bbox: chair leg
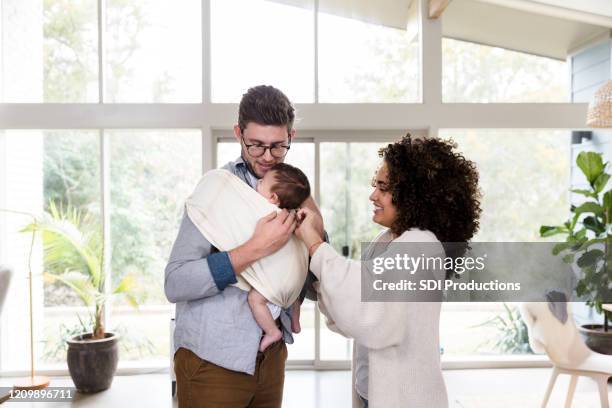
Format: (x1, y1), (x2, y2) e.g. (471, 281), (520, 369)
(564, 375), (578, 408)
(542, 367), (560, 408)
(595, 375), (609, 408)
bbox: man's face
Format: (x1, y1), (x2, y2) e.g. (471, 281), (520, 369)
(233, 122), (294, 178)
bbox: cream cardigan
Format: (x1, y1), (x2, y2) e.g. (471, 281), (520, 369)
(310, 229), (448, 408)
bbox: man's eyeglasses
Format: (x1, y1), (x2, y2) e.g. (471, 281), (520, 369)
(241, 133), (291, 159)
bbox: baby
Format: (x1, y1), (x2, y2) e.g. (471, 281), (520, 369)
(252, 162), (310, 351)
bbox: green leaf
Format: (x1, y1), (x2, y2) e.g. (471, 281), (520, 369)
(594, 173), (611, 193)
(577, 238), (606, 251)
(552, 242), (571, 255)
(113, 274), (136, 295)
(562, 253), (574, 264)
(575, 228), (587, 240)
(583, 216), (606, 235)
(575, 202), (604, 217)
(540, 225), (568, 237)
(576, 152), (605, 186)
(46, 270), (95, 306)
(577, 249), (604, 268)
(571, 188), (597, 198)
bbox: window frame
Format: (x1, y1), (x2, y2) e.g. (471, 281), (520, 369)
(0, 0), (589, 375)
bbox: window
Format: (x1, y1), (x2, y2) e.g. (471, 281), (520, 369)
(105, 0), (202, 102)
(319, 142), (385, 360)
(442, 38), (569, 103)
(0, 130), (101, 370)
(318, 2), (420, 103)
(438, 129), (570, 356)
(1, 0), (98, 102)
(108, 130), (201, 363)
(210, 0), (315, 103)
(0, 0), (588, 373)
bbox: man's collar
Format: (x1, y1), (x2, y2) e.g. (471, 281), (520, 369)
(234, 155), (259, 180)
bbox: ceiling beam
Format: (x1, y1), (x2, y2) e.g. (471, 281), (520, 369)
(429, 0), (452, 18)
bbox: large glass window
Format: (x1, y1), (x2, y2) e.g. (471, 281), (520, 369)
(0, 130), (101, 370)
(105, 0), (202, 102)
(1, 0), (98, 102)
(438, 130), (570, 356)
(319, 142), (385, 360)
(108, 130), (201, 363)
(442, 38), (569, 103)
(318, 2), (419, 103)
(210, 0), (314, 103)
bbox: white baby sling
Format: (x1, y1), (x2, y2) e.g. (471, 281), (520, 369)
(185, 169), (309, 308)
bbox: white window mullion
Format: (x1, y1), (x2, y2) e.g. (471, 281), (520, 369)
(202, 0), (211, 104)
(100, 130), (112, 333)
(98, 0), (105, 104)
(314, 0), (319, 104)
(420, 0), (442, 106)
(313, 139), (321, 367)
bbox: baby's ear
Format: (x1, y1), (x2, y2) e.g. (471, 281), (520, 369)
(269, 193), (280, 206)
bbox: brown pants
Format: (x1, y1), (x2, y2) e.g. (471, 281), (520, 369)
(174, 341), (288, 408)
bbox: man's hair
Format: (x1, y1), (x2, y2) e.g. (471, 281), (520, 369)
(269, 163), (310, 210)
(238, 85), (295, 133)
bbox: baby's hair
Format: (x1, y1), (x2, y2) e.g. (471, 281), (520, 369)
(269, 163), (310, 209)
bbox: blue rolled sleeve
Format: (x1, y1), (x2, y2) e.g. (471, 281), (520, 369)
(207, 251), (238, 290)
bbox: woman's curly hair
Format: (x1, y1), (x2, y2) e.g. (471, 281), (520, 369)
(379, 134), (482, 248)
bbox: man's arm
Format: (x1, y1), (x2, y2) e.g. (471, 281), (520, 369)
(165, 209), (298, 303)
(164, 212), (236, 303)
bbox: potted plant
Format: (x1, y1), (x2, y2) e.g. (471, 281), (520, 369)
(540, 151), (612, 354)
(23, 202), (140, 392)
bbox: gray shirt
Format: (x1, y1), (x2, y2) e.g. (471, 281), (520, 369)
(165, 156), (315, 375)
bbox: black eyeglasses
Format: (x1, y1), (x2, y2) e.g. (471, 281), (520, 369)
(241, 133), (291, 159)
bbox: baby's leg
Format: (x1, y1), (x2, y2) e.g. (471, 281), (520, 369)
(248, 289), (282, 352)
(290, 300), (301, 334)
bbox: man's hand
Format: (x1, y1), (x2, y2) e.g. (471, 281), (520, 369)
(229, 210), (298, 274)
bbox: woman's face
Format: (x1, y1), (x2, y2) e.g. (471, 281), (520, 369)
(369, 161), (398, 229)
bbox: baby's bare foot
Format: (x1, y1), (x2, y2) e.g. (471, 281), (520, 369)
(259, 330), (282, 352)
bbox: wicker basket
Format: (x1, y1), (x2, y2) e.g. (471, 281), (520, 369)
(587, 80), (612, 128)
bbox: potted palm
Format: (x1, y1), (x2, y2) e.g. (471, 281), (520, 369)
(540, 151), (612, 354)
(23, 202), (139, 392)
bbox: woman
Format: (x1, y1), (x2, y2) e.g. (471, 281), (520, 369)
(295, 135), (481, 408)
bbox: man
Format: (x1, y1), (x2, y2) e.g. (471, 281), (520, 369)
(165, 85), (322, 408)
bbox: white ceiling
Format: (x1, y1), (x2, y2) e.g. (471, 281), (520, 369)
(444, 0), (611, 59)
(270, 0), (612, 59)
(527, 0), (612, 18)
(272, 0), (414, 29)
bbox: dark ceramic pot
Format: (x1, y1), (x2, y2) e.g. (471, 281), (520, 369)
(67, 332), (119, 393)
(578, 325), (612, 355)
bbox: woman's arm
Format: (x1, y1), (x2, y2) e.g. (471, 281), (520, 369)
(309, 243), (407, 350)
(296, 208), (407, 349)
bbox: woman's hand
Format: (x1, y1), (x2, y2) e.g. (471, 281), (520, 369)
(295, 207), (325, 253)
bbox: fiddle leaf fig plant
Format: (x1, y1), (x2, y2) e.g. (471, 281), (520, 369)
(540, 151), (612, 332)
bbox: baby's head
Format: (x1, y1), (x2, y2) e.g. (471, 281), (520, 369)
(256, 163), (310, 209)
